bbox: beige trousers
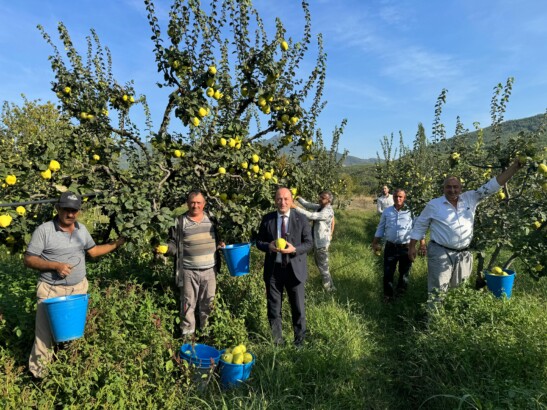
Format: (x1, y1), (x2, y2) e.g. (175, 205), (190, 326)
(29, 278), (89, 378)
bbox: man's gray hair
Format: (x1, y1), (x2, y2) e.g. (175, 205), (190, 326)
(320, 190), (333, 203)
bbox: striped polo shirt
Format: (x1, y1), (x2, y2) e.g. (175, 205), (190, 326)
(182, 214), (217, 269)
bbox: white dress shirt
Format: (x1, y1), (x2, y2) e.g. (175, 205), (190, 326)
(377, 194), (394, 214)
(374, 206), (414, 244)
(276, 210), (291, 263)
(410, 177), (501, 250)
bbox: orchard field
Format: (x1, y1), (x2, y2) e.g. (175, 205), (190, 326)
(1, 209), (547, 409)
(1, 0), (547, 408)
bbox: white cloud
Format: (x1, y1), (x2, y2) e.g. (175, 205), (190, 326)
(381, 46), (461, 84)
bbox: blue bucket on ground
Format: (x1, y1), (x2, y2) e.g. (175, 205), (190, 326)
(485, 269), (516, 298)
(180, 343), (220, 390)
(43, 294), (89, 343)
(222, 243), (251, 277)
(180, 343), (221, 367)
(218, 351), (255, 388)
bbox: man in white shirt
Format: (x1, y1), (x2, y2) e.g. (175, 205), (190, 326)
(377, 185), (394, 214)
(293, 191), (336, 291)
(408, 160), (523, 301)
(372, 189), (425, 301)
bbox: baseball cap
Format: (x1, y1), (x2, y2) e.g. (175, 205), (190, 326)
(58, 191), (82, 210)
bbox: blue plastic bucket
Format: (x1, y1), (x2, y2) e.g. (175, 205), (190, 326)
(222, 243), (251, 277)
(180, 343), (220, 390)
(179, 343), (220, 367)
(485, 269), (516, 298)
(43, 294), (89, 342)
(218, 351), (255, 388)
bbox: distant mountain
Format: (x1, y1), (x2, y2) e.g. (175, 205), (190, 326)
(260, 135), (375, 166)
(442, 113), (546, 147)
(341, 154), (376, 166)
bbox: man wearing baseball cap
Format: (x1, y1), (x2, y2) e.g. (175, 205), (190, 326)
(24, 191), (125, 379)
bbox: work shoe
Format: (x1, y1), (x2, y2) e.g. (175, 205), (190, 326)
(323, 282), (336, 292)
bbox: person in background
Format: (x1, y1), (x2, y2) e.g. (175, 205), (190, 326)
(377, 185), (394, 214)
(372, 189), (425, 302)
(24, 191), (125, 379)
(256, 187), (313, 348)
(408, 160), (523, 304)
(161, 190), (224, 340)
(293, 190), (336, 291)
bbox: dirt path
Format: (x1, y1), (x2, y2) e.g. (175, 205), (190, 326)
(346, 195), (376, 212)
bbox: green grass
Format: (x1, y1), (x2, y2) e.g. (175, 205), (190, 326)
(1, 209), (546, 409)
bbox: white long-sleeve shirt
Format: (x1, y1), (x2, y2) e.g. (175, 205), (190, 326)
(410, 177), (501, 250)
(377, 194), (394, 214)
(294, 197), (334, 248)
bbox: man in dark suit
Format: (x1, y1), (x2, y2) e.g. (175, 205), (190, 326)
(256, 187), (313, 347)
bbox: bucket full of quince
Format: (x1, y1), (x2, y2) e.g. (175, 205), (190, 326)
(484, 266), (516, 299)
(218, 343), (255, 387)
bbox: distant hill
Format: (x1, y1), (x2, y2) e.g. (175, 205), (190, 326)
(443, 113), (546, 148)
(261, 135), (376, 166)
(341, 154), (376, 166)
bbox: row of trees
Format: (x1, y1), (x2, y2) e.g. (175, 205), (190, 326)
(376, 78), (547, 278)
(1, 0), (349, 253)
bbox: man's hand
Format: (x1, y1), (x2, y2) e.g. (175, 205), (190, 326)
(408, 247), (417, 262)
(279, 242), (296, 254)
(56, 262), (73, 278)
(114, 237), (126, 248)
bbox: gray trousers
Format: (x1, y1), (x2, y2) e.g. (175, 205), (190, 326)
(314, 246), (333, 287)
(179, 267), (216, 335)
(427, 242), (472, 303)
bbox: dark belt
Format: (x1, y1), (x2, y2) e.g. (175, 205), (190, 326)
(386, 241), (409, 249)
(431, 240), (469, 253)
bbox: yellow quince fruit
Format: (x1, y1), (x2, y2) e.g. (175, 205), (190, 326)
(275, 238), (287, 250)
(5, 175), (16, 185)
(41, 169), (52, 180)
(156, 244), (168, 254)
(0, 214), (13, 228)
(48, 160), (61, 172)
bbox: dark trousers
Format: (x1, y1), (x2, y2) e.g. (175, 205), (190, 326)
(383, 242), (413, 297)
(265, 263), (306, 344)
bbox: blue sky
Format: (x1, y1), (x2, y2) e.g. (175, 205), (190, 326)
(1, 0), (546, 159)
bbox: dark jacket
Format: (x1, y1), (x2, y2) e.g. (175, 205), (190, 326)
(256, 211), (313, 282)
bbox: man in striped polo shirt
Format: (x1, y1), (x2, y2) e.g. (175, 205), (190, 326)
(24, 191), (125, 379)
(164, 190), (224, 339)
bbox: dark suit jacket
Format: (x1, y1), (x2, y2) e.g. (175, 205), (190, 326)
(256, 210), (313, 282)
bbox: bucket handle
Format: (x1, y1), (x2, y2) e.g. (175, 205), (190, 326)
(47, 255), (83, 299)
